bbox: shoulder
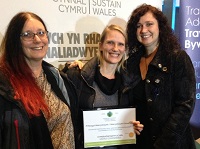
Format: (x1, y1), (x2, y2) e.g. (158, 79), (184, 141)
(0, 71), (13, 94)
(42, 60), (60, 78)
(170, 49), (193, 66)
(65, 67), (81, 83)
(42, 60), (54, 68)
(42, 60), (58, 72)
(0, 71), (15, 111)
(81, 57), (99, 75)
(169, 49), (195, 80)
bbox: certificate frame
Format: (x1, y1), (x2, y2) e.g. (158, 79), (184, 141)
(83, 108), (136, 148)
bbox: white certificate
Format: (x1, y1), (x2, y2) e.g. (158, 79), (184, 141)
(83, 108), (136, 148)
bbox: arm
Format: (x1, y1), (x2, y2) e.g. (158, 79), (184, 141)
(155, 50), (196, 148)
(0, 99), (2, 148)
(68, 60), (85, 69)
(62, 60), (85, 73)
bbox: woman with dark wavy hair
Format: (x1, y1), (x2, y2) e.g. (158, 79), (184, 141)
(0, 12), (75, 149)
(122, 3), (196, 149)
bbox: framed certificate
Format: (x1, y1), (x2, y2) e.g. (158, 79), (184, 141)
(83, 108), (136, 148)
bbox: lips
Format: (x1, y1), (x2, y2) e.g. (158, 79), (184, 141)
(109, 53), (120, 57)
(141, 34), (151, 38)
(32, 46), (43, 50)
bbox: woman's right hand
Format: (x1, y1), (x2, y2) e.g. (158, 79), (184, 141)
(68, 60), (84, 69)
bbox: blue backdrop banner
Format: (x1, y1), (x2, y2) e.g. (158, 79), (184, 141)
(179, 0), (200, 139)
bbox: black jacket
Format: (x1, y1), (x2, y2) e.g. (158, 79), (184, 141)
(65, 57), (135, 149)
(0, 61), (72, 149)
(121, 46), (196, 149)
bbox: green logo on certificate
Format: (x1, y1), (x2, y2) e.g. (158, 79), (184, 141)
(107, 111), (113, 117)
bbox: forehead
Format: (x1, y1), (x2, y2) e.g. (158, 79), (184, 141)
(105, 30), (125, 41)
(139, 12), (157, 22)
(22, 17), (45, 31)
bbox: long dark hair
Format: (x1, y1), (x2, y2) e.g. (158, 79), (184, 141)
(0, 12), (49, 117)
(126, 3), (181, 55)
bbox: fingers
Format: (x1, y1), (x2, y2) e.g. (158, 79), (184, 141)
(132, 120), (140, 125)
(132, 121), (144, 129)
(130, 121), (144, 135)
(134, 126), (143, 135)
(68, 60), (84, 69)
(135, 123), (144, 129)
(135, 129), (142, 135)
(76, 60), (84, 69)
(68, 62), (76, 68)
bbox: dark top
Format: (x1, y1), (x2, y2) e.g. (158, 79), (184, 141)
(131, 80), (153, 149)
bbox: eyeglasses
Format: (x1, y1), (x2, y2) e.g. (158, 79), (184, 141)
(20, 30), (48, 41)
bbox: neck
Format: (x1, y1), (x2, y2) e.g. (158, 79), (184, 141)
(32, 67), (43, 78)
(145, 43), (159, 56)
(26, 59), (43, 78)
(99, 64), (116, 79)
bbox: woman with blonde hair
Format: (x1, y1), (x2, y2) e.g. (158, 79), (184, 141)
(64, 24), (143, 149)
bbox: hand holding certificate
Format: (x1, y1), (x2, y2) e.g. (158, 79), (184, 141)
(83, 108), (136, 148)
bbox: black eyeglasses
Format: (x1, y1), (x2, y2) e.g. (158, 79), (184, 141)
(20, 30), (48, 41)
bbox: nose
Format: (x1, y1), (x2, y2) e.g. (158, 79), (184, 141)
(140, 25), (148, 33)
(112, 43), (118, 51)
(33, 34), (42, 42)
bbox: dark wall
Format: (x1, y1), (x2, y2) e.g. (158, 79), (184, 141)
(162, 0), (173, 28)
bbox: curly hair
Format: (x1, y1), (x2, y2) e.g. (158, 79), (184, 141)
(126, 3), (181, 55)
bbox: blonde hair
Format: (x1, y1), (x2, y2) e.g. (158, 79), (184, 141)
(97, 24), (127, 72)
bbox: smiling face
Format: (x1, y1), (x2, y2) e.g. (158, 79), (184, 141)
(136, 11), (159, 52)
(99, 30), (126, 67)
(20, 17), (48, 65)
